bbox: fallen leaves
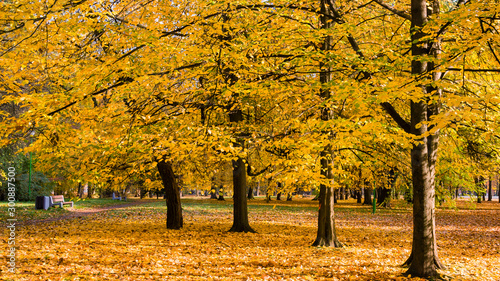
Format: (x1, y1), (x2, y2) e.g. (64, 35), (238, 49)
(1, 198), (499, 280)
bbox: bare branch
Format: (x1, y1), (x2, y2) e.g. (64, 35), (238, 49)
(380, 102), (411, 134)
(372, 0), (411, 21)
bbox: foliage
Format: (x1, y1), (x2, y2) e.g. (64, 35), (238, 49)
(1, 0), (500, 278)
(0, 0), (498, 195)
(0, 198), (141, 222)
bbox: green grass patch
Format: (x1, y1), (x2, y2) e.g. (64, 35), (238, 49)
(0, 198), (140, 222)
(0, 201), (70, 221)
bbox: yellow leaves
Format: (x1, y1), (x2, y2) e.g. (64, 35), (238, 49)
(7, 198), (499, 280)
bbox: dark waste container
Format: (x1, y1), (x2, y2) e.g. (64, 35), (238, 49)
(35, 196), (50, 210)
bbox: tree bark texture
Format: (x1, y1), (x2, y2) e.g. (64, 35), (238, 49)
(405, 0), (444, 277)
(157, 160), (183, 229)
(363, 187), (372, 205)
(229, 158), (255, 232)
(311, 0), (341, 248)
(312, 145), (342, 247)
(247, 185), (255, 199)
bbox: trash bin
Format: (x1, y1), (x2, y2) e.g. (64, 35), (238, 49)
(35, 196), (50, 210)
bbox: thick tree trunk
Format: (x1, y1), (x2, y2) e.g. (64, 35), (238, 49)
(378, 187), (391, 208)
(229, 158), (255, 232)
(312, 0), (341, 248)
(356, 189), (362, 204)
(157, 160), (183, 229)
(276, 192), (282, 200)
(312, 146), (342, 247)
(339, 187), (345, 200)
(287, 193), (292, 201)
(405, 0), (444, 277)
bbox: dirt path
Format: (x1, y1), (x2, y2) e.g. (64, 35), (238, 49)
(19, 200), (156, 227)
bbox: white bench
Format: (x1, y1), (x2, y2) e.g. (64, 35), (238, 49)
(50, 195), (74, 208)
(112, 192), (126, 200)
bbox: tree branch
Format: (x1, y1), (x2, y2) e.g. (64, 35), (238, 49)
(380, 102), (411, 133)
(247, 163), (270, 177)
(47, 81), (129, 116)
(372, 0), (411, 21)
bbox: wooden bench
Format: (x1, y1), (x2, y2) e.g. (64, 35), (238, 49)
(50, 195), (74, 208)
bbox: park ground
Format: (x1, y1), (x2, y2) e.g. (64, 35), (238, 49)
(1, 197), (499, 280)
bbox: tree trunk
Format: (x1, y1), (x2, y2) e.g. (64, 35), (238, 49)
(276, 182), (283, 200)
(339, 187), (345, 200)
(376, 187), (384, 204)
(77, 182), (83, 198)
(363, 187), (372, 205)
(404, 0), (444, 277)
(210, 185), (218, 199)
(247, 185), (255, 199)
(229, 158), (255, 232)
(475, 176), (483, 203)
(157, 160), (183, 229)
(312, 0), (341, 248)
(266, 191), (272, 202)
(287, 193), (292, 201)
(218, 185), (225, 201)
(378, 187), (391, 208)
(256, 180), (260, 197)
(87, 183), (93, 199)
(356, 169), (363, 204)
(312, 145), (342, 247)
